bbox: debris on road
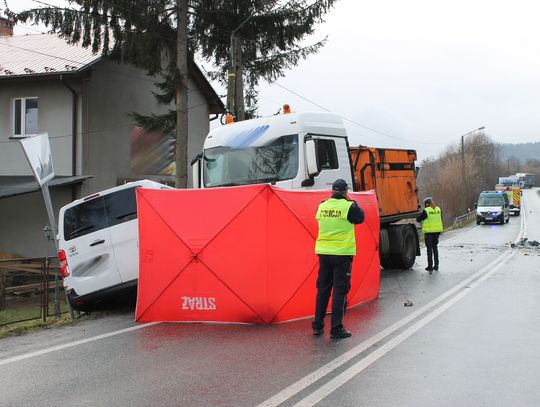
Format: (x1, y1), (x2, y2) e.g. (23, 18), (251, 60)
(510, 238), (540, 249)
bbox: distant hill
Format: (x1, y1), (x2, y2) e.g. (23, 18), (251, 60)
(499, 142), (540, 162)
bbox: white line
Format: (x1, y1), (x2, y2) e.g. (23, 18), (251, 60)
(258, 203), (528, 407)
(0, 322), (160, 367)
(513, 195), (527, 244)
(293, 251), (514, 407)
(255, 250), (512, 407)
(440, 224), (480, 246)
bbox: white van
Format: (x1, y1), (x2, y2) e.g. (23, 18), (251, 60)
(58, 180), (172, 310)
(475, 190), (510, 225)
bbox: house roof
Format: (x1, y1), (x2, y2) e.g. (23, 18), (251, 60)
(0, 175), (92, 199)
(0, 33), (224, 113)
(0, 33), (99, 77)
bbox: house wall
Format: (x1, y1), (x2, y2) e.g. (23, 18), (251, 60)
(0, 187), (72, 257)
(0, 80), (74, 176)
(0, 61), (215, 257)
(82, 60), (210, 195)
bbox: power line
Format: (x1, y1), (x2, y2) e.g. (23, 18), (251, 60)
(0, 101), (214, 145)
(0, 41), (87, 66)
(273, 82), (445, 146)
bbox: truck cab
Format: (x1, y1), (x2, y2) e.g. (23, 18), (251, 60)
(192, 112), (353, 190)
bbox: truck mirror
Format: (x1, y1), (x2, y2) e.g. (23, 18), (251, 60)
(191, 153), (202, 188)
(474, 203), (477, 208)
(301, 178), (315, 187)
(305, 139), (320, 177)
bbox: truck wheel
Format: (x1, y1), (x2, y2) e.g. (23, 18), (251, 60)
(380, 256), (396, 269)
(516, 210), (520, 216)
(388, 225), (416, 270)
(379, 229), (394, 269)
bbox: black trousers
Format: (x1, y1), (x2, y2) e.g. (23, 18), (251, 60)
(312, 254), (353, 330)
(424, 232), (440, 268)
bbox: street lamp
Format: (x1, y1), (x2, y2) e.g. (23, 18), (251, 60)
(461, 126), (485, 212)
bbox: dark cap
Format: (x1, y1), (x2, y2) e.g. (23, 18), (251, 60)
(332, 179), (349, 192)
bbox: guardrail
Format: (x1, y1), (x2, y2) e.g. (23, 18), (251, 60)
(446, 210), (476, 231)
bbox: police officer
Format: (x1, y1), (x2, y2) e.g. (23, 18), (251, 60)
(416, 196), (443, 273)
(312, 179), (365, 339)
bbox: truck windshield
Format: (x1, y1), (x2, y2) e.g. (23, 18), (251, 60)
(203, 134), (299, 188)
(478, 196), (503, 206)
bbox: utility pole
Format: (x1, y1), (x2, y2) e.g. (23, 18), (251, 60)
(234, 36), (245, 121)
(226, 36), (237, 119)
(175, 0), (189, 188)
(226, 13), (255, 121)
(460, 126), (485, 213)
(461, 135), (466, 213)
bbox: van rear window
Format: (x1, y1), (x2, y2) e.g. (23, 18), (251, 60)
(63, 187), (139, 241)
(64, 198), (108, 240)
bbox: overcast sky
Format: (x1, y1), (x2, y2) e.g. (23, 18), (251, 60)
(7, 0), (540, 160)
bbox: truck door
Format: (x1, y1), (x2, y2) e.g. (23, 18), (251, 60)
(303, 135), (353, 189)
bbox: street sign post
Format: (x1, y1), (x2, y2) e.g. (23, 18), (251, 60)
(19, 133), (62, 318)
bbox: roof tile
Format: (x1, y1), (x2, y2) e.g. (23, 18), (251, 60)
(0, 33), (100, 78)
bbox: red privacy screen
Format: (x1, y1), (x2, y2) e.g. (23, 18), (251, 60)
(135, 185), (380, 324)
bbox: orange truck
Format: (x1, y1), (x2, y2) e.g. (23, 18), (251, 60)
(192, 110), (421, 269)
(349, 147), (421, 269)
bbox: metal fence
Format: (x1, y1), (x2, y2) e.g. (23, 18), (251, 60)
(0, 257), (66, 327)
(446, 210), (476, 231)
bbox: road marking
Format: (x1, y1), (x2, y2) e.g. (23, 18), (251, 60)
(255, 250), (513, 407)
(0, 322), (160, 367)
(259, 203), (528, 407)
(292, 251), (514, 407)
(513, 197), (527, 244)
(440, 224), (480, 246)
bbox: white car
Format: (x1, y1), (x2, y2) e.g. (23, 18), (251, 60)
(58, 180), (172, 310)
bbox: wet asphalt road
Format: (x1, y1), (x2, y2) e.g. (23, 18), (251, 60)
(1, 189), (539, 407)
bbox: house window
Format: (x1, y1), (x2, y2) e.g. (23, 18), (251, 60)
(12, 97), (39, 137)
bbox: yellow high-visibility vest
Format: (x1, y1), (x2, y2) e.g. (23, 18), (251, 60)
(315, 198), (356, 255)
(422, 206), (443, 233)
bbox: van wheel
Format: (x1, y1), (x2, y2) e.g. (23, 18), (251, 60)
(505, 217), (509, 223)
(500, 216), (505, 225)
(476, 219), (481, 225)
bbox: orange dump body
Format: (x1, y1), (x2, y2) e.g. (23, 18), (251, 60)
(349, 147), (421, 219)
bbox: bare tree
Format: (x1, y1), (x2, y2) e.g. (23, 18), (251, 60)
(418, 133), (502, 225)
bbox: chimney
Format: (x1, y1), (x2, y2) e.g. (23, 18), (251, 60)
(0, 17), (14, 36)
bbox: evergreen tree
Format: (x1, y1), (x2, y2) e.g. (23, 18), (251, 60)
(190, 0), (338, 119)
(10, 0), (192, 188)
(9, 0), (337, 185)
